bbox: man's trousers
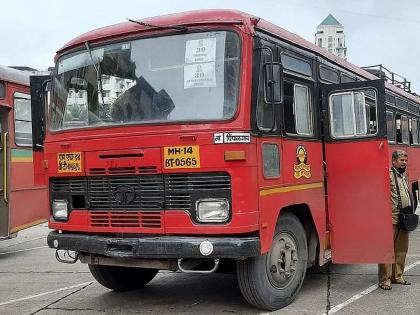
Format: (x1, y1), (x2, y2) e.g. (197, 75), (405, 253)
(378, 224), (409, 285)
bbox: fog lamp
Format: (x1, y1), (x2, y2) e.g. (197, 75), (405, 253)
(196, 199), (229, 222)
(52, 199), (68, 220)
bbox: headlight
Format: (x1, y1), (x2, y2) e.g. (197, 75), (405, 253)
(196, 199), (230, 222)
(52, 199), (68, 220)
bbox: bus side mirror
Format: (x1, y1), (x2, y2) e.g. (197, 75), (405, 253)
(30, 75), (51, 151)
(264, 62), (283, 104)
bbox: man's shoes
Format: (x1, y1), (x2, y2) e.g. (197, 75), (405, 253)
(378, 283), (392, 290)
(391, 279), (411, 285)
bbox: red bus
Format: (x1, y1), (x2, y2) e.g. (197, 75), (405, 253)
(0, 65), (48, 239)
(33, 10), (419, 310)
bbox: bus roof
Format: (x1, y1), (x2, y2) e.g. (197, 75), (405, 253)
(57, 9), (419, 105)
(0, 64), (30, 86)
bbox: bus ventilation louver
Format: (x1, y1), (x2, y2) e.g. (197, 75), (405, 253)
(88, 166), (158, 175)
(89, 211), (162, 228)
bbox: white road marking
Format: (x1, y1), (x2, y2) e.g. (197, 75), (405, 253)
(0, 282), (94, 306)
(0, 236), (45, 250)
(0, 246), (48, 255)
(319, 259), (420, 315)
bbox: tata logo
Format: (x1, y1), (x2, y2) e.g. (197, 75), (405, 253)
(112, 185), (136, 205)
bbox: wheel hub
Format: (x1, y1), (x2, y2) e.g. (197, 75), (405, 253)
(267, 233), (299, 288)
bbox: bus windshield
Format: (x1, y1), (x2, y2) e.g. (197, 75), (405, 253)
(50, 31), (241, 131)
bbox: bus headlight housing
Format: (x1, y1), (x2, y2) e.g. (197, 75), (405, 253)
(52, 199), (68, 220)
(196, 199), (230, 222)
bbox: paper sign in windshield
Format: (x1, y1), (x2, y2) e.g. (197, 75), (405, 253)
(184, 63), (216, 89)
(185, 38), (216, 63)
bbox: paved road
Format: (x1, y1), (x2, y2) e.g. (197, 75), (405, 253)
(1, 224), (419, 314)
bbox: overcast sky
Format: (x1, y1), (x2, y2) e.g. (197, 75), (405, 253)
(1, 0), (419, 92)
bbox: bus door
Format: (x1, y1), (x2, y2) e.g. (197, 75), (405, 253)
(0, 106), (9, 237)
(30, 75), (49, 186)
(321, 79), (394, 264)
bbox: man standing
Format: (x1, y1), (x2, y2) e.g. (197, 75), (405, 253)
(378, 150), (412, 290)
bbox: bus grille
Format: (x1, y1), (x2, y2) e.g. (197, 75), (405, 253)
(50, 177), (87, 193)
(88, 175), (164, 210)
(50, 172), (231, 211)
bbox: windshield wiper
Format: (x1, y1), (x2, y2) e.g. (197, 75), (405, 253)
(127, 18), (188, 32)
(84, 42), (105, 109)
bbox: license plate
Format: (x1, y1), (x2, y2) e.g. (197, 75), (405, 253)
(57, 152), (82, 173)
(163, 146), (200, 169)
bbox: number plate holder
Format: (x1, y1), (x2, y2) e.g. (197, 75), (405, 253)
(163, 146), (200, 169)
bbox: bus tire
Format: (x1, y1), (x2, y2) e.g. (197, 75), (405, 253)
(88, 265), (158, 292)
(236, 212), (308, 311)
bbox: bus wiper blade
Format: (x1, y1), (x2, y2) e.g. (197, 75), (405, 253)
(127, 18), (188, 32)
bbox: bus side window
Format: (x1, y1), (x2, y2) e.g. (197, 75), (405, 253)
(284, 82), (313, 136)
(396, 114), (409, 144)
(412, 118), (419, 145)
(386, 111), (395, 143)
(14, 93), (33, 147)
(262, 143), (280, 178)
(402, 116), (409, 144)
(0, 81), (5, 98)
(329, 89), (377, 138)
(256, 48), (278, 131)
(395, 114), (401, 143)
(418, 120), (420, 144)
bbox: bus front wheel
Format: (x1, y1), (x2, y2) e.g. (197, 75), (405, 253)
(237, 212), (308, 311)
(88, 264), (158, 291)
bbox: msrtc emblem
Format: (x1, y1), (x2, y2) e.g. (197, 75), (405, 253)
(293, 145), (311, 179)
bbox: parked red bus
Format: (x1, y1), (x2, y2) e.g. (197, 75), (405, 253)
(0, 65), (48, 239)
(33, 10), (419, 310)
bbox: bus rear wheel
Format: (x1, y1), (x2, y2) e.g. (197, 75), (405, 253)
(237, 212), (308, 311)
(88, 265), (158, 291)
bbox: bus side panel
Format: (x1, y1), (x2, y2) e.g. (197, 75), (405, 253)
(258, 139), (326, 255)
(8, 154), (48, 233)
(406, 145), (420, 182)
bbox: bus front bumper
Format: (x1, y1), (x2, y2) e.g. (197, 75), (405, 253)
(47, 231), (260, 259)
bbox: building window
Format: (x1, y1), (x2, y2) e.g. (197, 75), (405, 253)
(102, 75), (110, 85)
(317, 38), (322, 47)
(14, 92), (32, 147)
(328, 36), (333, 48)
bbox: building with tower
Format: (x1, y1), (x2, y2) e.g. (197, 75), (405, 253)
(315, 14), (347, 59)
